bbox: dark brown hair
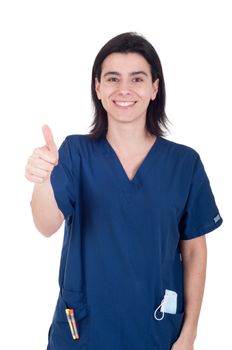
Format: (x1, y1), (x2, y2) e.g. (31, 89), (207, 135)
(89, 32), (170, 139)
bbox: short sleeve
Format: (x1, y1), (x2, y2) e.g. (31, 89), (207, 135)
(50, 137), (78, 219)
(179, 153), (223, 240)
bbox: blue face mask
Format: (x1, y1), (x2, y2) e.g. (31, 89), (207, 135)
(154, 289), (177, 321)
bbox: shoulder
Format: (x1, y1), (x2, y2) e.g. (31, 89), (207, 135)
(159, 137), (204, 178)
(160, 137), (200, 162)
(159, 138), (210, 188)
(64, 134), (89, 144)
(61, 133), (98, 156)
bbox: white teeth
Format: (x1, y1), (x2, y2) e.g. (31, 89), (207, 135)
(114, 101), (136, 107)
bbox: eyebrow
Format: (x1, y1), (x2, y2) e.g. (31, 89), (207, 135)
(103, 71), (149, 78)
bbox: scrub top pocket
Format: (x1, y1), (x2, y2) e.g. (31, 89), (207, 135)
(47, 290), (90, 350)
(148, 311), (184, 350)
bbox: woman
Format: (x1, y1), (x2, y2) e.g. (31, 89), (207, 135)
(25, 32), (223, 350)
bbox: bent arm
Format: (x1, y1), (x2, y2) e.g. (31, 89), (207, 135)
(31, 179), (64, 237)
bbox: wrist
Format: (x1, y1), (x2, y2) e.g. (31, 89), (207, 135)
(179, 324), (197, 343)
(35, 177), (51, 186)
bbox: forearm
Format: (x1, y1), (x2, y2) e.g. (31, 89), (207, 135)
(179, 236), (207, 342)
(31, 179), (64, 237)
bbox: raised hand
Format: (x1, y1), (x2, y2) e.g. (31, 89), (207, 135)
(25, 125), (58, 184)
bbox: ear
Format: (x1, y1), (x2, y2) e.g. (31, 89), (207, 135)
(151, 78), (159, 100)
(95, 77), (101, 100)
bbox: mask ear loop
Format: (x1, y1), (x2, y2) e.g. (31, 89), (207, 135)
(154, 299), (165, 321)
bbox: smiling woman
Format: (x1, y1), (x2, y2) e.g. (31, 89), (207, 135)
(26, 31), (223, 350)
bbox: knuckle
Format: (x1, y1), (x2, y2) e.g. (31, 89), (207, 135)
(48, 164), (54, 172)
(25, 164), (31, 172)
(34, 147), (40, 154)
(28, 156), (34, 164)
(25, 173), (32, 182)
(50, 156), (57, 164)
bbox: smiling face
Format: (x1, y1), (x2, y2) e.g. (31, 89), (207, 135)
(95, 52), (159, 125)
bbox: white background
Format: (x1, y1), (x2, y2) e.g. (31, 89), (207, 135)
(0, 0), (230, 349)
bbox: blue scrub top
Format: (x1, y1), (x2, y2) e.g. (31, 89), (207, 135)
(47, 134), (223, 350)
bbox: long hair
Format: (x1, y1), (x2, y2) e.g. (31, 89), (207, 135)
(89, 32), (170, 139)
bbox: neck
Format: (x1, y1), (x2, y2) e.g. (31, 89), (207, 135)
(106, 121), (156, 156)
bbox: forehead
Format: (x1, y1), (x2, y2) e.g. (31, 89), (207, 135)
(101, 52), (151, 74)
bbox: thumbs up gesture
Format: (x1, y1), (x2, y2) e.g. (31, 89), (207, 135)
(25, 125), (59, 184)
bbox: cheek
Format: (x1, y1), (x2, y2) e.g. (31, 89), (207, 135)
(100, 86), (114, 100)
(137, 90), (154, 103)
(99, 90), (113, 111)
(135, 85), (153, 97)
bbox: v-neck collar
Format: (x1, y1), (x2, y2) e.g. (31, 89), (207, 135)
(101, 135), (163, 193)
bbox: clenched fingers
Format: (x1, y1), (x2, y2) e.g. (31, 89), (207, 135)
(33, 146), (58, 165)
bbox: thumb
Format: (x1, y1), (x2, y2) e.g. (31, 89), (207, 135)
(42, 124), (57, 153)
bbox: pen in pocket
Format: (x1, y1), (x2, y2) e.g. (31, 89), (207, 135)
(65, 308), (80, 340)
(69, 309), (80, 339)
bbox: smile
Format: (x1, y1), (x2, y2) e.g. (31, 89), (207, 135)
(113, 101), (137, 107)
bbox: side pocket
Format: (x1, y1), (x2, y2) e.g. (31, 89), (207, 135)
(48, 289), (90, 350)
(149, 312), (184, 350)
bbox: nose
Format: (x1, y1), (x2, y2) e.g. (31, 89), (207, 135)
(117, 80), (132, 96)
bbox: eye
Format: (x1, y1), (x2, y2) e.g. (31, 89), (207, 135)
(107, 77), (119, 82)
(132, 77), (143, 82)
